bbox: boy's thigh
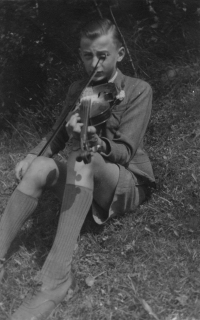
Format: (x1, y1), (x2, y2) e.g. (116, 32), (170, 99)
(93, 156), (120, 211)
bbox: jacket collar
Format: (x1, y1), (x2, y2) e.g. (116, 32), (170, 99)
(71, 69), (126, 100)
(113, 69), (126, 91)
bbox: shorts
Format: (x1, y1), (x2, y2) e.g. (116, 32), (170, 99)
(51, 160), (147, 225)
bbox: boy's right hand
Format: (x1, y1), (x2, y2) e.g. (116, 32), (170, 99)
(15, 154), (37, 181)
(65, 113), (82, 140)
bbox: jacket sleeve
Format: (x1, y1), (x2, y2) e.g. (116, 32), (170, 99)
(101, 80), (152, 166)
(29, 84), (75, 157)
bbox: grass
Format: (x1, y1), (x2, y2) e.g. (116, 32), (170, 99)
(1, 65), (200, 320)
(1, 1), (200, 319)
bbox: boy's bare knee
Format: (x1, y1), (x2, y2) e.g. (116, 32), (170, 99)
(75, 153), (103, 178)
(90, 152), (104, 171)
(24, 157), (57, 187)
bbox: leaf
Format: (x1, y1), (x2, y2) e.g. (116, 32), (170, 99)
(167, 69), (177, 79)
(151, 23), (159, 29)
(85, 275), (95, 287)
(173, 229), (179, 237)
(192, 173), (197, 182)
(85, 271), (106, 287)
(176, 294), (188, 306)
(141, 299), (160, 320)
(145, 226), (152, 233)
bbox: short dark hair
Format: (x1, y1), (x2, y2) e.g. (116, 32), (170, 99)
(80, 18), (122, 48)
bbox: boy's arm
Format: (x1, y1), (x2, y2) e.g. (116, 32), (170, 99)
(99, 80), (152, 165)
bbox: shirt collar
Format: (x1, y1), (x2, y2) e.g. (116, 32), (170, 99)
(108, 70), (118, 83)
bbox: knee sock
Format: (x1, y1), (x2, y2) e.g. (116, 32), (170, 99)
(0, 189), (38, 259)
(37, 184), (92, 289)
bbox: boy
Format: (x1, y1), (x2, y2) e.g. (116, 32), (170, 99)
(0, 19), (155, 320)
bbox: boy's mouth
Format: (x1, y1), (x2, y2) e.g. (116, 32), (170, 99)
(94, 71), (104, 77)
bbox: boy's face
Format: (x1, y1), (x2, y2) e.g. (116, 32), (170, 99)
(80, 32), (125, 82)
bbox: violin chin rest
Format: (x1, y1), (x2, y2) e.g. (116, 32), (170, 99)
(92, 82), (118, 96)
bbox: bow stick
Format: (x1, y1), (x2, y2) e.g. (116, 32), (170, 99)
(37, 55), (106, 157)
(108, 2), (137, 76)
(93, 0), (137, 76)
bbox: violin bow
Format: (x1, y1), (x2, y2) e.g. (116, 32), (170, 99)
(37, 55), (106, 156)
(93, 0), (103, 18)
(38, 0), (137, 157)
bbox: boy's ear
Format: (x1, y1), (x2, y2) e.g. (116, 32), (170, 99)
(117, 46), (125, 62)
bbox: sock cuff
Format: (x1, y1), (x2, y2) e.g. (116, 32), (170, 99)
(65, 184), (93, 192)
(61, 184), (93, 213)
(14, 189), (39, 202)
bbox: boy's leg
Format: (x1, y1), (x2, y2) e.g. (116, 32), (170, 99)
(38, 152), (119, 286)
(11, 151), (119, 320)
(35, 151), (96, 287)
(0, 156), (62, 262)
(91, 153), (120, 210)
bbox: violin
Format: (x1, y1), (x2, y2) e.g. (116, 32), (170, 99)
(76, 82), (119, 164)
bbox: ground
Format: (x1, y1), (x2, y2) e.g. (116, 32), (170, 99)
(0, 1), (200, 320)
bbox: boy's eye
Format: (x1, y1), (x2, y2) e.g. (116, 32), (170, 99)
(99, 54), (106, 60)
(98, 53), (108, 59)
(83, 53), (92, 59)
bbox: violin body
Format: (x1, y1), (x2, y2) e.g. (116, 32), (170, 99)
(82, 82), (118, 126)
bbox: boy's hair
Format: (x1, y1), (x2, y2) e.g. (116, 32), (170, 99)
(80, 19), (122, 48)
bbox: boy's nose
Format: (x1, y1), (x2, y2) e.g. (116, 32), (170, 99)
(91, 57), (99, 68)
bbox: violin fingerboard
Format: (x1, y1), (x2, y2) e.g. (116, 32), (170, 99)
(80, 98), (91, 123)
(80, 98), (92, 149)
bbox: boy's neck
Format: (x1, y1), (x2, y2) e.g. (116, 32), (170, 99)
(108, 70), (118, 83)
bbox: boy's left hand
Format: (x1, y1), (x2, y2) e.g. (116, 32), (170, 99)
(65, 112), (98, 146)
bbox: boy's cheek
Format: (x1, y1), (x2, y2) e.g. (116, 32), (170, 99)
(84, 63), (90, 71)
